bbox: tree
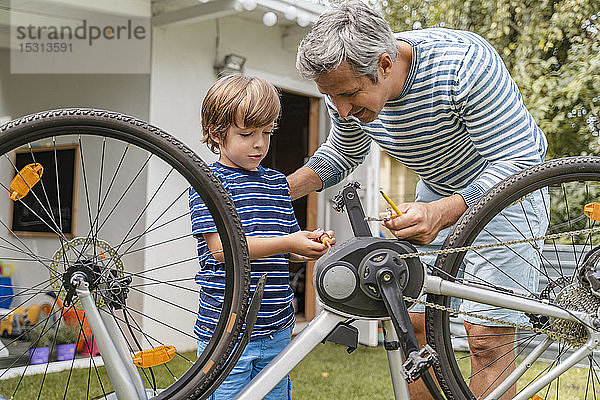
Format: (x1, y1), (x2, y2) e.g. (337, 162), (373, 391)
(373, 0), (600, 158)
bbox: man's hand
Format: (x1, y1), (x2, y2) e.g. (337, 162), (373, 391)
(381, 194), (467, 246)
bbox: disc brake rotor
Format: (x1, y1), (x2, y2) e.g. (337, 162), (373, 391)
(49, 237), (123, 309)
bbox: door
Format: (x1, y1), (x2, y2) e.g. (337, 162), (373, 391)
(261, 90), (320, 321)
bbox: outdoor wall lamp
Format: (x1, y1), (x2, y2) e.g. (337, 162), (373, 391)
(214, 53), (247, 76)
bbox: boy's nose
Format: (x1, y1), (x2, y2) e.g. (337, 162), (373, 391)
(254, 137), (267, 148)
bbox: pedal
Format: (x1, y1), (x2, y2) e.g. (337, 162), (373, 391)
(402, 345), (438, 383)
(132, 345), (177, 368)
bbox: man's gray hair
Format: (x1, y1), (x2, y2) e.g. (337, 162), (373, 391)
(296, 0), (398, 82)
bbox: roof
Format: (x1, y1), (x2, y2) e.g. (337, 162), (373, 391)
(152, 0), (328, 28)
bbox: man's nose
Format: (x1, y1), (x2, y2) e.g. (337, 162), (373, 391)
(332, 98), (352, 118)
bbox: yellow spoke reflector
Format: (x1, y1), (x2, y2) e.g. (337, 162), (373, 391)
(584, 202), (600, 222)
(132, 345), (177, 368)
(8, 163), (44, 201)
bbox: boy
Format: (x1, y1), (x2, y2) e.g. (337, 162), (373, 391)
(189, 74), (335, 399)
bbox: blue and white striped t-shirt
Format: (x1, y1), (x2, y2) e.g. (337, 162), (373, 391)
(306, 28), (547, 207)
(189, 162), (299, 340)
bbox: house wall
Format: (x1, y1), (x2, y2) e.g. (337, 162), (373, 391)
(0, 49), (151, 120)
(146, 14), (325, 351)
(0, 48), (151, 329)
(0, 8), (386, 349)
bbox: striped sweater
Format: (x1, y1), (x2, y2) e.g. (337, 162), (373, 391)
(189, 162), (299, 340)
(306, 28), (547, 207)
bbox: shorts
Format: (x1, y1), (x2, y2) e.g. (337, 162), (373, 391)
(197, 325), (293, 400)
(410, 180), (549, 326)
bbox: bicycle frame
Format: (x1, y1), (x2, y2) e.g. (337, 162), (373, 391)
(233, 273), (596, 400)
(75, 179), (600, 400)
(77, 264), (597, 400)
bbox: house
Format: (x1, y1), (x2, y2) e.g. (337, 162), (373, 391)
(0, 0), (418, 351)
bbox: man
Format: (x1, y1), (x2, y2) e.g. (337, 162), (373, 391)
(288, 1), (548, 399)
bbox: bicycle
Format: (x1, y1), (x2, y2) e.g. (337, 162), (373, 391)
(0, 109), (598, 400)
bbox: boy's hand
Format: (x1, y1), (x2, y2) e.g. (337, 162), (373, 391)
(288, 229), (335, 258)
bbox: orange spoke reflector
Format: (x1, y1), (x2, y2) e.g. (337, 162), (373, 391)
(584, 202), (600, 222)
(528, 396), (543, 400)
(8, 163), (44, 201)
(132, 345), (177, 368)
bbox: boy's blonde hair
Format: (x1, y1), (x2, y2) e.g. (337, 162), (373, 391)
(201, 75), (281, 154)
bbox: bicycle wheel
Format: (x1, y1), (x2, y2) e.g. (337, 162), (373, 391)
(0, 109), (250, 399)
(427, 157), (600, 400)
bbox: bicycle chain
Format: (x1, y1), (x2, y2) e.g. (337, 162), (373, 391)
(393, 226), (600, 344)
(404, 295), (582, 344)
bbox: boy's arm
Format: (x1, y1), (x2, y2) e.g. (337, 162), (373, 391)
(203, 231), (334, 263)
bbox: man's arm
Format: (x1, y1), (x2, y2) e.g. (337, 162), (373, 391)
(287, 166), (323, 201)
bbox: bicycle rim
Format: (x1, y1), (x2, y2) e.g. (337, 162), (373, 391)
(0, 109), (250, 400)
(427, 157), (600, 400)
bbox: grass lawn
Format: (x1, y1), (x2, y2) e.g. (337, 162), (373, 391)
(0, 342), (391, 399)
(290, 342), (393, 399)
(0, 343), (594, 399)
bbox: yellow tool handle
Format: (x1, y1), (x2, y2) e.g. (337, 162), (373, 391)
(380, 190), (403, 216)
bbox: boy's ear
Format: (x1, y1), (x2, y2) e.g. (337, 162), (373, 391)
(207, 126), (221, 144)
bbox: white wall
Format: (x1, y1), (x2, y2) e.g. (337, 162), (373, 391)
(0, 49), (150, 120)
(0, 50), (153, 304)
(147, 13), (388, 347)
(146, 15), (324, 350)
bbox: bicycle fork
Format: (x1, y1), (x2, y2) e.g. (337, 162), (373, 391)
(74, 275), (148, 400)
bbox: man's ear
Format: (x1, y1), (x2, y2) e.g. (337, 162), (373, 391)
(378, 53), (394, 78)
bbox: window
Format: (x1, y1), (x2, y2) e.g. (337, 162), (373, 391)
(10, 146), (78, 237)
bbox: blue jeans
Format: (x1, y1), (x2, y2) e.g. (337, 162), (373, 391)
(197, 325), (293, 400)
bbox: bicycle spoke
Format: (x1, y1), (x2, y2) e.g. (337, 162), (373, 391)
(94, 153), (152, 236)
(119, 187), (188, 257)
(120, 232), (192, 257)
(0, 112), (249, 400)
(106, 167), (175, 268)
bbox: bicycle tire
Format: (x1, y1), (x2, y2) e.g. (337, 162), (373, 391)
(427, 157), (600, 400)
(0, 109), (251, 399)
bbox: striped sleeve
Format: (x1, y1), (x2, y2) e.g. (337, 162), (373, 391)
(452, 42), (546, 206)
(305, 97), (372, 189)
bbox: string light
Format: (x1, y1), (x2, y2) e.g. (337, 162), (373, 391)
(263, 11), (277, 27)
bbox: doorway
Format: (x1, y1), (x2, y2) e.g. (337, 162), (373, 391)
(261, 90), (319, 321)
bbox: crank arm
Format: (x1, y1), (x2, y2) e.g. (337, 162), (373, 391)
(376, 267), (420, 356)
